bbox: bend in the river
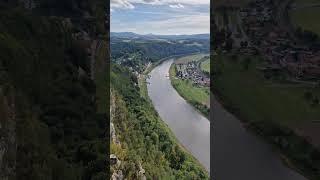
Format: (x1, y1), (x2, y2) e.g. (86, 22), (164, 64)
(147, 59), (210, 172)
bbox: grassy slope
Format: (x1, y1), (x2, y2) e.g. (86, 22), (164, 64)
(201, 57), (210, 73)
(174, 54), (207, 64)
(170, 65), (210, 105)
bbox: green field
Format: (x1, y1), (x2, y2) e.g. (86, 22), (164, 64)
(170, 56), (210, 117)
(170, 65), (210, 105)
(174, 54), (207, 64)
(213, 55), (320, 126)
(200, 57), (210, 73)
(290, 7), (320, 36)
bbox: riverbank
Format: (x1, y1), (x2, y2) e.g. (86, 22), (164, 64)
(213, 54), (320, 180)
(168, 54), (210, 118)
(137, 55), (210, 176)
(200, 56), (210, 75)
(147, 59), (210, 173)
(111, 63), (209, 179)
(138, 53), (207, 100)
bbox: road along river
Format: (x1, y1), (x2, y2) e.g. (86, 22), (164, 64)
(147, 59), (210, 172)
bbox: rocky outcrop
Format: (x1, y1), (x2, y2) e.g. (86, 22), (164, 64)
(111, 170), (124, 180)
(137, 162), (146, 180)
(110, 154), (121, 167)
(110, 90), (123, 180)
(110, 90), (148, 180)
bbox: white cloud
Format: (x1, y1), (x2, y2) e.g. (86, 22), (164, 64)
(146, 14), (209, 34)
(132, 0), (209, 5)
(111, 14), (209, 35)
(110, 0), (209, 35)
(111, 0), (209, 10)
(169, 3), (184, 8)
(111, 0), (135, 9)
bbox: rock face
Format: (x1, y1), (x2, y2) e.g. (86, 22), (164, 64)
(111, 170), (124, 180)
(110, 91), (123, 180)
(138, 162), (146, 180)
(110, 91), (121, 144)
(110, 90), (148, 180)
(110, 154), (121, 167)
(110, 151), (124, 180)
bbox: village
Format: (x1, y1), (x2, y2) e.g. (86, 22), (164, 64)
(175, 61), (210, 87)
(236, 0), (320, 81)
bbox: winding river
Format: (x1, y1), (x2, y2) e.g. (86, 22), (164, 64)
(147, 58), (307, 180)
(147, 59), (210, 172)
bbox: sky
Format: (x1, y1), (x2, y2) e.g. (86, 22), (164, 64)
(110, 0), (210, 35)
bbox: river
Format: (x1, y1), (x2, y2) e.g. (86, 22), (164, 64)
(147, 58), (308, 180)
(212, 96), (307, 180)
(147, 59), (210, 172)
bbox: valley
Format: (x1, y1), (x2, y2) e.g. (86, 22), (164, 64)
(110, 32), (210, 179)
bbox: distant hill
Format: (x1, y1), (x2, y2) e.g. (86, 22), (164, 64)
(110, 32), (210, 62)
(111, 32), (210, 40)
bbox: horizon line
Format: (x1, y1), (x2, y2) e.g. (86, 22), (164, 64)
(111, 31), (210, 36)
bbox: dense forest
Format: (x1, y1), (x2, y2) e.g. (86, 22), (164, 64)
(111, 38), (210, 61)
(110, 64), (209, 179)
(0, 1), (107, 179)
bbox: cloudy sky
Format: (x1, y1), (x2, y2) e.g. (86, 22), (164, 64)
(111, 0), (210, 35)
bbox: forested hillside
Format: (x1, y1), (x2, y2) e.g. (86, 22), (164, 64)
(111, 36), (210, 61)
(0, 1), (108, 179)
(110, 64), (209, 179)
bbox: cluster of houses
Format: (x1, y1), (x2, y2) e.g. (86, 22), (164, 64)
(175, 61), (210, 87)
(239, 0), (320, 81)
(114, 53), (151, 75)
